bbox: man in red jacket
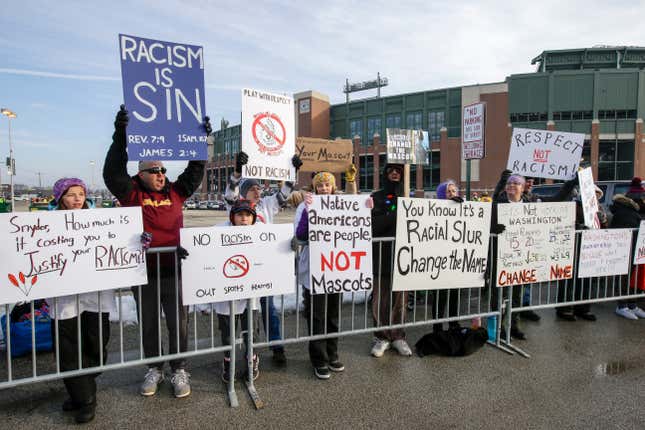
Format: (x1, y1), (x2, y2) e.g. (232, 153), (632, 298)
(103, 106), (210, 398)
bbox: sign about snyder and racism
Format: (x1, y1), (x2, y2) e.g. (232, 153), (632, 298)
(180, 224), (294, 304)
(507, 128), (584, 180)
(462, 102), (485, 160)
(296, 137), (353, 173)
(119, 34), (207, 161)
(578, 167), (600, 229)
(633, 220), (645, 264)
(0, 207), (146, 305)
(578, 229), (632, 278)
(496, 202), (575, 287)
(392, 198), (492, 291)
(386, 128), (429, 165)
(241, 88), (296, 181)
(308, 195), (372, 294)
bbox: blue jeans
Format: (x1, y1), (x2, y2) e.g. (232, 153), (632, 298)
(260, 296), (283, 352)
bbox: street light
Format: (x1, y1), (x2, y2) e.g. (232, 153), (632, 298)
(1, 108), (16, 211)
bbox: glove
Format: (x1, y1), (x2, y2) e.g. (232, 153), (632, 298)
(140, 232), (153, 250)
(235, 151), (248, 174)
(291, 154), (303, 170)
(500, 169), (512, 183)
(492, 224), (506, 234)
(114, 104), (129, 131)
(450, 196), (464, 203)
(203, 116), (212, 135)
(345, 164), (357, 183)
(177, 246), (189, 260)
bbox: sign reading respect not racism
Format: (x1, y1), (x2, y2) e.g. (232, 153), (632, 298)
(119, 34), (207, 161)
(496, 202), (576, 287)
(507, 128), (584, 180)
(308, 195), (373, 294)
(0, 207), (147, 305)
(241, 88), (296, 181)
(578, 229), (632, 278)
(180, 224), (295, 304)
(386, 128), (429, 165)
(393, 198), (492, 291)
(295, 137), (353, 172)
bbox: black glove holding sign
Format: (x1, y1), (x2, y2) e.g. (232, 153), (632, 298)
(235, 151), (249, 174)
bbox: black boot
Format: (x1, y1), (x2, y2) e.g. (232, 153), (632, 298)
(75, 399), (96, 424)
(62, 398), (80, 412)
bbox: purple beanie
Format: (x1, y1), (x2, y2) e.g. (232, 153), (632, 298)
(507, 175), (526, 186)
(53, 178), (87, 201)
(436, 180), (457, 199)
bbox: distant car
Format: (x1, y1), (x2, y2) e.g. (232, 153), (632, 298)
(198, 201), (209, 210)
(184, 201), (197, 210)
(531, 180), (630, 212)
(207, 200), (226, 210)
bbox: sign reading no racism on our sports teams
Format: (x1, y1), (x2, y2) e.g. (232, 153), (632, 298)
(119, 34), (207, 161)
(578, 229), (632, 278)
(462, 102), (485, 160)
(0, 207), (147, 306)
(180, 224), (295, 304)
(496, 202), (575, 287)
(507, 128), (584, 181)
(242, 88), (296, 181)
(393, 198), (492, 291)
(308, 195), (372, 295)
(386, 128), (429, 165)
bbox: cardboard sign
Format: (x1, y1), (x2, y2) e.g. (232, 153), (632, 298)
(462, 102), (485, 160)
(392, 198), (492, 290)
(578, 229), (632, 278)
(507, 128), (584, 180)
(0, 207), (146, 305)
(119, 34), (207, 161)
(496, 202), (576, 286)
(633, 220), (645, 264)
(578, 167), (600, 229)
(241, 88), (296, 181)
(295, 137), (353, 172)
(180, 224), (295, 304)
(386, 128), (429, 165)
(308, 195), (372, 294)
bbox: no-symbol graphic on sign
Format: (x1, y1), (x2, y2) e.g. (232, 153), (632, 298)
(223, 254), (250, 278)
(252, 112), (286, 155)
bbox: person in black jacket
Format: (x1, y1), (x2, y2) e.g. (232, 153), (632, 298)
(370, 163), (412, 357)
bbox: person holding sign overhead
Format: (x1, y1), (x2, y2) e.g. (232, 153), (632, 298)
(49, 177), (114, 424)
(103, 105), (211, 399)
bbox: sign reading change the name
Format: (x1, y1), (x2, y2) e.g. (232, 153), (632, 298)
(393, 198), (492, 291)
(308, 195), (373, 295)
(295, 137), (353, 172)
(180, 224), (295, 304)
(507, 128), (584, 180)
(496, 202), (575, 287)
(578, 229), (632, 278)
(242, 88), (296, 181)
(386, 128), (429, 165)
(119, 34), (207, 161)
(0, 207), (147, 306)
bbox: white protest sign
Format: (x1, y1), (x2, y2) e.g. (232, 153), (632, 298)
(308, 195), (373, 295)
(507, 128), (584, 180)
(180, 224), (295, 304)
(578, 229), (632, 278)
(386, 128), (428, 165)
(241, 88), (295, 181)
(392, 198), (492, 291)
(578, 167), (600, 229)
(0, 207), (146, 305)
(496, 202), (575, 286)
(633, 220), (645, 264)
(462, 102), (485, 160)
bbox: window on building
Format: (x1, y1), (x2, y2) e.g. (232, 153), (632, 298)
(386, 113), (402, 130)
(350, 119), (364, 145)
(581, 140), (591, 168)
(367, 117), (382, 141)
(598, 139), (634, 180)
(429, 150), (440, 189)
(359, 154), (374, 191)
(406, 111), (422, 130)
(428, 111), (445, 142)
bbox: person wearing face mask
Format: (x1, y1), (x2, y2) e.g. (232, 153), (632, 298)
(48, 178), (114, 424)
(103, 105), (211, 399)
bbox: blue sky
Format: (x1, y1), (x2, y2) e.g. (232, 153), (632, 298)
(1, 0), (643, 187)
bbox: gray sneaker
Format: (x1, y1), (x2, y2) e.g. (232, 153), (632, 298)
(170, 369), (191, 398)
(140, 367), (164, 396)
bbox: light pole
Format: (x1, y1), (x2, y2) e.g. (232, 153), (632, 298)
(1, 108), (16, 211)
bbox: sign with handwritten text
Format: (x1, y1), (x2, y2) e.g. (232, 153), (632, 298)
(180, 224), (295, 304)
(295, 137), (353, 172)
(578, 229), (632, 278)
(0, 207), (146, 305)
(496, 202), (575, 287)
(393, 198), (492, 290)
(633, 220), (645, 264)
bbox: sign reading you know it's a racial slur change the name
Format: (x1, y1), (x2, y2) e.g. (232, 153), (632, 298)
(0, 207), (147, 306)
(180, 224), (295, 304)
(308, 195), (373, 295)
(392, 198), (492, 291)
(119, 34), (207, 161)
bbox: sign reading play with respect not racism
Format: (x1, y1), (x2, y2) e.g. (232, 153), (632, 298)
(119, 34), (207, 161)
(0, 207), (147, 305)
(386, 128), (429, 165)
(578, 229), (632, 278)
(393, 198), (492, 291)
(496, 202), (576, 287)
(180, 224), (295, 304)
(462, 102), (485, 160)
(507, 128), (584, 180)
(295, 137), (353, 173)
(241, 88), (296, 181)
(578, 167), (600, 229)
(308, 195), (373, 294)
